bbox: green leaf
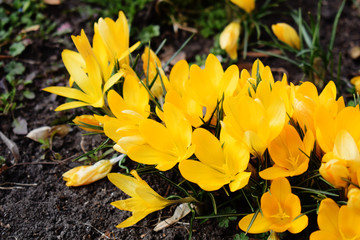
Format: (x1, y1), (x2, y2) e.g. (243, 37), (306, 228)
(9, 42), (26, 57)
(233, 233), (249, 240)
(137, 25), (160, 43)
(4, 61), (25, 76)
(217, 207), (237, 228)
(23, 90), (35, 99)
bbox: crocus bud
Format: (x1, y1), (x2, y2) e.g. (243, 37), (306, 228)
(272, 23), (300, 50)
(220, 21), (241, 60)
(73, 115), (103, 133)
(319, 159), (350, 188)
(63, 156), (123, 186)
(230, 0), (255, 13)
(351, 76), (360, 94)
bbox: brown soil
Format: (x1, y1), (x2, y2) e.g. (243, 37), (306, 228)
(1, 0), (359, 239)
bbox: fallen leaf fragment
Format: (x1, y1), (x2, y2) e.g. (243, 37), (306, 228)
(0, 131), (20, 165)
(20, 25), (40, 34)
(153, 203), (192, 231)
(12, 117), (28, 135)
(26, 126), (51, 142)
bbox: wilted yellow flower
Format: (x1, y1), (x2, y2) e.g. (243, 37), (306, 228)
(259, 125), (314, 179)
(73, 115), (103, 133)
(108, 170), (194, 228)
(63, 158), (120, 187)
(310, 198), (360, 240)
(220, 21), (241, 60)
(272, 23), (300, 50)
(230, 0), (255, 13)
(239, 177), (308, 234)
(127, 102), (195, 171)
(179, 128), (251, 192)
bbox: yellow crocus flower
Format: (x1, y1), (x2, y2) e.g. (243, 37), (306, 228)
(97, 75), (150, 154)
(108, 170), (194, 228)
(95, 11), (140, 67)
(179, 128), (251, 192)
(259, 125), (314, 179)
(272, 23), (300, 50)
(127, 102), (195, 171)
(220, 21), (241, 60)
(319, 130), (360, 188)
(316, 106), (360, 153)
(230, 0), (255, 13)
(310, 198), (360, 240)
(186, 53), (239, 122)
(223, 93), (286, 157)
(239, 177), (308, 234)
(292, 81), (344, 136)
(63, 158), (120, 187)
(165, 60), (203, 127)
(43, 54), (123, 111)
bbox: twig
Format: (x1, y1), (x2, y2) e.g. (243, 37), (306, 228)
(82, 223), (111, 239)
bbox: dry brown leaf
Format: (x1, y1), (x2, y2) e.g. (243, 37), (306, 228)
(20, 25), (40, 34)
(154, 203), (192, 231)
(43, 0), (61, 5)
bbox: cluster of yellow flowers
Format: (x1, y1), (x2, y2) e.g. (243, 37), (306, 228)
(45, 10), (360, 239)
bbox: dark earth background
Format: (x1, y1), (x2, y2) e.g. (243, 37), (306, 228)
(1, 0), (360, 239)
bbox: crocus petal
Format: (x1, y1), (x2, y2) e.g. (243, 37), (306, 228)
(179, 160), (229, 191)
(127, 144), (179, 171)
(338, 205), (360, 239)
(229, 171), (251, 192)
(43, 86), (91, 103)
(259, 166), (292, 180)
(107, 173), (139, 197)
(239, 213), (271, 233)
(140, 119), (174, 152)
(333, 130), (360, 161)
(103, 72), (123, 93)
(54, 101), (90, 111)
(192, 128), (224, 168)
(288, 215), (308, 234)
(270, 177), (291, 206)
(230, 0), (255, 13)
(114, 212), (148, 228)
(317, 198), (339, 234)
(310, 231), (339, 240)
